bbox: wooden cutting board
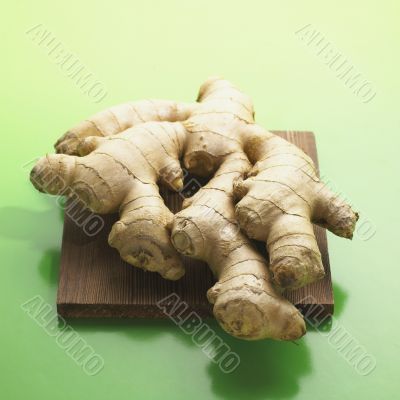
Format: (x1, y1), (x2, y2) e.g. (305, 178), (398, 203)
(57, 131), (333, 320)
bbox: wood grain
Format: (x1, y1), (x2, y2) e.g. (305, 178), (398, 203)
(57, 131), (333, 320)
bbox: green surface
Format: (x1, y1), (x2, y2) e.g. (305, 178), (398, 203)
(1, 0), (399, 399)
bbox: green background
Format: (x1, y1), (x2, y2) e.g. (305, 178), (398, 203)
(1, 0), (399, 399)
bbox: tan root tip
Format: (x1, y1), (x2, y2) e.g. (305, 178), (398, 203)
(171, 231), (193, 254)
(215, 297), (267, 340)
(346, 211), (360, 240)
(171, 177), (183, 191)
(54, 132), (80, 155)
(197, 76), (224, 101)
(207, 283), (221, 304)
(162, 267), (185, 280)
(29, 154), (74, 195)
(348, 211), (360, 239)
(232, 177), (248, 201)
(171, 218), (205, 258)
(212, 282), (306, 341)
(77, 136), (102, 156)
(181, 197), (193, 209)
(328, 209), (360, 240)
(184, 152), (215, 176)
(270, 254), (325, 290)
(109, 220), (185, 280)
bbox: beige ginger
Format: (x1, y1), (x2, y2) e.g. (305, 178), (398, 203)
(30, 78), (358, 340)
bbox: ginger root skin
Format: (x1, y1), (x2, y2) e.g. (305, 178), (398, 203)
(31, 77), (358, 341)
(31, 121), (189, 280)
(171, 154), (306, 340)
(176, 77), (358, 290)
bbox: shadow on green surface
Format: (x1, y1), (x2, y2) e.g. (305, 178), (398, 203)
(68, 317), (311, 400)
(0, 203), (62, 249)
(0, 203), (63, 286)
(37, 249), (61, 286)
(206, 333), (311, 400)
(333, 282), (348, 317)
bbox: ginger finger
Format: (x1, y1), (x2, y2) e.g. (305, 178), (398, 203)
(55, 100), (195, 155)
(171, 154), (306, 340)
(31, 122), (187, 279)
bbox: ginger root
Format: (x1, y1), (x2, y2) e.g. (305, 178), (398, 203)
(175, 78), (358, 290)
(30, 77), (358, 340)
(32, 119), (190, 280)
(172, 153), (305, 340)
